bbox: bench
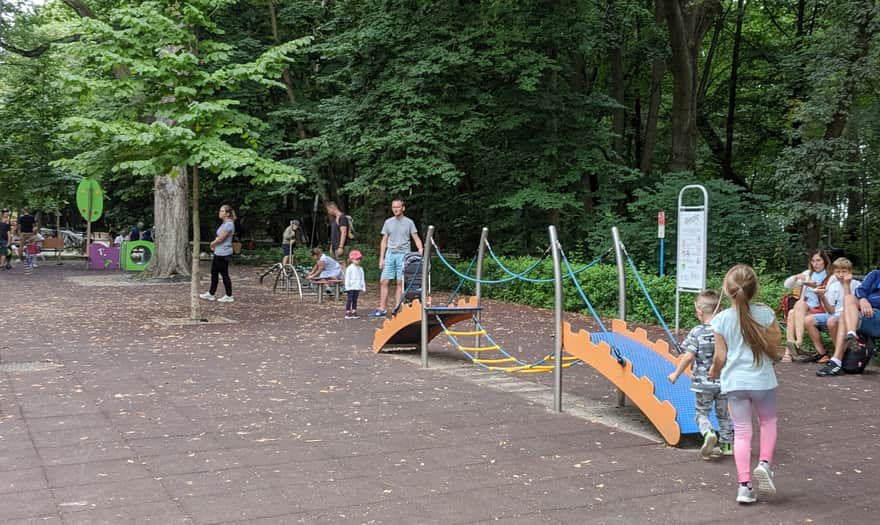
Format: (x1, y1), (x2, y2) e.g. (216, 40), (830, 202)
(311, 278), (344, 304)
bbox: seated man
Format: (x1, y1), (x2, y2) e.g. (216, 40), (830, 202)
(304, 247), (342, 281)
(802, 257), (861, 362)
(817, 268), (880, 376)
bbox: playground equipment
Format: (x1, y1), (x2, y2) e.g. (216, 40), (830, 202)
(122, 241), (154, 271)
(372, 225), (711, 446)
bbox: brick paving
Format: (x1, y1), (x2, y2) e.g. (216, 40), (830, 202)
(0, 262), (877, 524)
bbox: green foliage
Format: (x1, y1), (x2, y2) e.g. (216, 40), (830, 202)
(51, 0), (308, 187)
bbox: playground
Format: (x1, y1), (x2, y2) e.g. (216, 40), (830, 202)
(0, 261), (876, 524)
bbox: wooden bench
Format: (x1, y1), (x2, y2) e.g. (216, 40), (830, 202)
(39, 237), (65, 260)
(311, 278), (344, 304)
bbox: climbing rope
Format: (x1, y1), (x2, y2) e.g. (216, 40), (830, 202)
(430, 240), (550, 285)
(622, 249), (679, 350)
(484, 241), (609, 284)
(436, 314), (581, 373)
(559, 248), (626, 364)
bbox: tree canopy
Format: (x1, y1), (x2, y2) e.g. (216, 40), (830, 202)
(1, 0), (877, 273)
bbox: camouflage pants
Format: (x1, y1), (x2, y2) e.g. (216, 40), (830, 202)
(695, 390), (734, 443)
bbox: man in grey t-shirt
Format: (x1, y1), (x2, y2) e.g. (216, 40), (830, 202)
(369, 199), (423, 317)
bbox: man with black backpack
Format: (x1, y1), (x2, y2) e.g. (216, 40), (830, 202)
(324, 201), (351, 260)
(817, 269), (880, 376)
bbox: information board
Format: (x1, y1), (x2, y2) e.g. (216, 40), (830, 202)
(676, 210), (707, 290)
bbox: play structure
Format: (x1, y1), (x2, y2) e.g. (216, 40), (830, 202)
(372, 225), (713, 446)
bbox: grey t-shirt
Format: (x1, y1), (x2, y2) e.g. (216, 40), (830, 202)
(682, 323), (720, 393)
(381, 216), (417, 253)
(214, 220), (235, 256)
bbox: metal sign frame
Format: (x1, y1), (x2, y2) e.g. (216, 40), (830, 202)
(675, 185), (709, 334)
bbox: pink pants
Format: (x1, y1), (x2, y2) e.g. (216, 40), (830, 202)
(727, 388), (778, 483)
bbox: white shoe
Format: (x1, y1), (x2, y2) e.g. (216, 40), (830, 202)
(217, 295), (234, 303)
(699, 430), (717, 458)
(753, 462), (776, 495)
(199, 292), (216, 301)
(736, 484), (756, 504)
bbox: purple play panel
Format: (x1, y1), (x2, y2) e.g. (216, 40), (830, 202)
(88, 243), (120, 270)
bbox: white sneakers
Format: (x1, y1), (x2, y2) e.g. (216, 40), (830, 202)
(200, 293), (234, 303)
(736, 485), (756, 504)
(752, 462), (776, 495)
(737, 462), (775, 504)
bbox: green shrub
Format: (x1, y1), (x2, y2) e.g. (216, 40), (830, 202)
(426, 252), (790, 329)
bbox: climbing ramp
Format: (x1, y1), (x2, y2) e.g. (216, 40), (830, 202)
(562, 319), (715, 446)
(372, 297), (481, 353)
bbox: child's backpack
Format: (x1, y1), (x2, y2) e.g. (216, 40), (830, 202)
(842, 334), (876, 374)
(402, 252), (423, 303)
(777, 287), (802, 324)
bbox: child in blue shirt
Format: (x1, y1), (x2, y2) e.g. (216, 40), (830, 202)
(708, 264), (783, 504)
(668, 290), (733, 459)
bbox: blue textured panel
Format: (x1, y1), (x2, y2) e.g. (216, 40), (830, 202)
(590, 332), (718, 436)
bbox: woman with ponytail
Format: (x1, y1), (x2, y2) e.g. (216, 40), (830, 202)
(200, 204), (237, 303)
(708, 264), (783, 504)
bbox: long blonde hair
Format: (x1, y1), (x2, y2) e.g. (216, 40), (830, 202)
(723, 264), (773, 365)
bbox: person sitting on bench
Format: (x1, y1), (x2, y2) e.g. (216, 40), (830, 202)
(817, 268), (880, 376)
(305, 247), (342, 281)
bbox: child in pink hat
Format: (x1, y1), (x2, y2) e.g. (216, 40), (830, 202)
(344, 250), (366, 319)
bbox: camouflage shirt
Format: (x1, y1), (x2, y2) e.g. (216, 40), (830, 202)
(682, 323), (721, 393)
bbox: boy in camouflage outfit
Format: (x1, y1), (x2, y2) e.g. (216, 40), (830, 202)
(668, 290), (734, 458)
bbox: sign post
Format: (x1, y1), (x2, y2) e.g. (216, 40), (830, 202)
(675, 185), (709, 335)
(76, 178), (104, 265)
(658, 211), (666, 276)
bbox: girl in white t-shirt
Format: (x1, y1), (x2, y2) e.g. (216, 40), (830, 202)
(708, 264), (783, 505)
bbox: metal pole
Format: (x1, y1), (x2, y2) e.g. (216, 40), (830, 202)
(611, 227), (627, 407)
(421, 225), (435, 368)
(549, 225), (563, 412)
(474, 227), (488, 349)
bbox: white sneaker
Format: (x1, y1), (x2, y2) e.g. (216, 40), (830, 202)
(217, 295), (234, 303)
(753, 462), (776, 495)
(199, 292), (216, 301)
(736, 484), (756, 504)
(700, 430), (717, 458)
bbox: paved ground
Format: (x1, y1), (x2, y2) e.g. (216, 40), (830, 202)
(0, 262), (878, 524)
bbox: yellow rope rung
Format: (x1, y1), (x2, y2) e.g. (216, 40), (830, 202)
(445, 329), (486, 336)
(542, 355), (579, 362)
(512, 362), (577, 374)
(457, 345), (501, 352)
(472, 357), (516, 364)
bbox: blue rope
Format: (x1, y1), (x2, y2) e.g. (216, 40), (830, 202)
(484, 242), (609, 284)
(560, 250), (626, 364)
(623, 251), (679, 349)
(447, 254), (477, 304)
(430, 242), (547, 284)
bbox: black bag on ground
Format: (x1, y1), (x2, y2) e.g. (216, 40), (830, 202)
(402, 252), (423, 303)
(842, 334), (876, 374)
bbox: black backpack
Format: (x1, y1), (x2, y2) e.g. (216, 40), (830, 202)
(402, 252), (423, 303)
(842, 334), (876, 374)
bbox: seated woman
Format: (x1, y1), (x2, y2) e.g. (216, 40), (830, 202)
(783, 249), (831, 361)
(305, 247), (342, 281)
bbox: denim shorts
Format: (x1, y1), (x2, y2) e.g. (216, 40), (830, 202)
(381, 251), (406, 281)
(812, 313), (838, 331)
(858, 311), (880, 337)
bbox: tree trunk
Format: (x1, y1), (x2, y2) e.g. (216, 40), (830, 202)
(266, 0), (307, 141)
(190, 166), (202, 321)
(724, 0), (745, 177)
(639, 0), (666, 174)
(146, 170), (190, 278)
(608, 0), (625, 159)
(663, 0), (722, 173)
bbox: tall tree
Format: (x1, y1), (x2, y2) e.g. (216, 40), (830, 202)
(53, 0), (308, 318)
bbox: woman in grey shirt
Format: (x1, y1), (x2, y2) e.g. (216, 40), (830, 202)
(201, 204), (237, 303)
